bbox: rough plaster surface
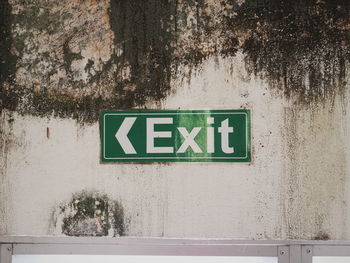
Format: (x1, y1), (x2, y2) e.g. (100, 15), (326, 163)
(0, 0), (350, 239)
(1, 56), (349, 239)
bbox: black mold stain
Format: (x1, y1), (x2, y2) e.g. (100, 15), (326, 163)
(224, 0), (350, 103)
(63, 39), (84, 82)
(313, 231), (331, 240)
(0, 0), (18, 111)
(0, 0), (349, 122)
(107, 0), (350, 105)
(60, 191), (125, 237)
(109, 0), (176, 105)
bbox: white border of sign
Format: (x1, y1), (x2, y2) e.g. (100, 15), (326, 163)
(103, 112), (248, 160)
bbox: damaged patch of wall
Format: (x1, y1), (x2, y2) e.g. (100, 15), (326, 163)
(0, 0), (18, 111)
(0, 0), (348, 122)
(227, 0), (350, 103)
(109, 0), (176, 105)
(51, 191), (125, 237)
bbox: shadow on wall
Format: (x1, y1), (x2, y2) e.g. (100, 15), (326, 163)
(50, 191), (125, 237)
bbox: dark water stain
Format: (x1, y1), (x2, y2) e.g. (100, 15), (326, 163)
(0, 0), (349, 122)
(0, 111), (21, 235)
(224, 0), (350, 103)
(109, 0), (177, 105)
(0, 0), (18, 111)
(59, 191), (125, 237)
(0, 0), (179, 123)
(313, 231), (331, 240)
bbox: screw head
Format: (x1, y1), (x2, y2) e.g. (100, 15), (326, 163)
(280, 251), (285, 255)
(7, 247), (11, 251)
(307, 249), (311, 254)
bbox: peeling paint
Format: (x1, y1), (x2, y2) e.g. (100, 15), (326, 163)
(52, 191), (125, 237)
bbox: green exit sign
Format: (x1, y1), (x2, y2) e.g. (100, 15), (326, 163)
(100, 110), (251, 162)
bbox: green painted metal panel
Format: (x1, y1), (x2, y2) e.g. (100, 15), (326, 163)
(100, 110), (251, 162)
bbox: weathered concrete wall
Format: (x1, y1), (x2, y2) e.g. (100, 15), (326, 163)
(0, 0), (349, 239)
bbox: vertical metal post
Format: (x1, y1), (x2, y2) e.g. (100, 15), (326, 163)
(278, 246), (290, 263)
(0, 244), (12, 263)
(301, 245), (313, 263)
(289, 245), (302, 263)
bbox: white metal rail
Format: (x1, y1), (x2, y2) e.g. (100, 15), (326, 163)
(1, 237), (350, 263)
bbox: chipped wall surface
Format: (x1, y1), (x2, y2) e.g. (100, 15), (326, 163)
(0, 0), (349, 239)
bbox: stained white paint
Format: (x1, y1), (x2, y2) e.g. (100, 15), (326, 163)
(0, 54), (349, 240)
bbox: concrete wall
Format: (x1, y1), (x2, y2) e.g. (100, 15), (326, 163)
(0, 0), (349, 240)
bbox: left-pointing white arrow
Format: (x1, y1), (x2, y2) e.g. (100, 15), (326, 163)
(115, 117), (137, 154)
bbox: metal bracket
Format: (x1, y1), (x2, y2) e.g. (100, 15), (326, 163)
(301, 245), (313, 263)
(289, 245), (302, 263)
(278, 246), (290, 263)
(0, 244), (12, 263)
